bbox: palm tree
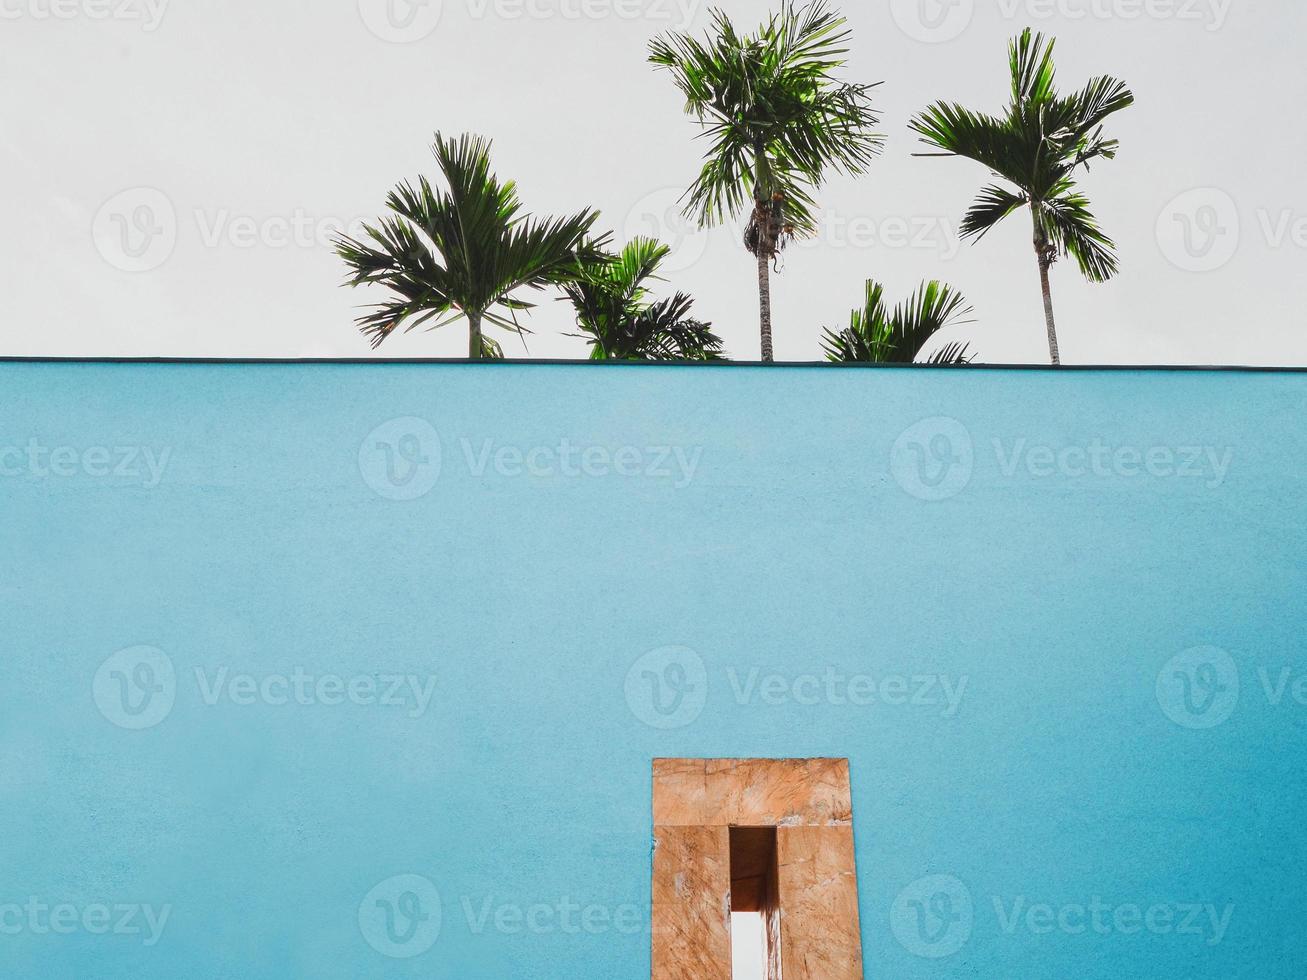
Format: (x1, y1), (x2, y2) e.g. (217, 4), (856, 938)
(650, 0), (883, 362)
(909, 29), (1133, 365)
(563, 238), (725, 361)
(821, 279), (974, 364)
(335, 132), (605, 359)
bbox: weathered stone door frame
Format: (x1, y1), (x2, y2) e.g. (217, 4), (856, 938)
(651, 759), (864, 979)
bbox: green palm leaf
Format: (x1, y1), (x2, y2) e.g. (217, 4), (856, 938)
(1040, 183), (1119, 281)
(651, 0), (883, 360)
(961, 184), (1028, 242)
(909, 28), (1133, 364)
(335, 132), (606, 358)
(822, 279), (974, 365)
(562, 238), (725, 361)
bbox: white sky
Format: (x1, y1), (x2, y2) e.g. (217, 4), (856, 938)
(3, 0), (1304, 365)
(732, 910), (765, 977)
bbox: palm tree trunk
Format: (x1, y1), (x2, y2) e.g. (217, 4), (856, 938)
(1032, 216), (1061, 366)
(468, 310), (483, 360)
(1036, 255), (1060, 366)
(752, 142), (776, 363)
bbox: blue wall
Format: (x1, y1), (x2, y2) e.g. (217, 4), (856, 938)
(1, 362), (1304, 979)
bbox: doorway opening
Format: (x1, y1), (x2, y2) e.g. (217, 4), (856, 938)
(651, 758), (862, 979)
(729, 826), (781, 980)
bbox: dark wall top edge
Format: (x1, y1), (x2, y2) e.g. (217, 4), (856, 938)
(0, 357), (1302, 374)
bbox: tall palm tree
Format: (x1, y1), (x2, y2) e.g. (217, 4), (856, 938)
(563, 238), (725, 361)
(821, 279), (974, 364)
(909, 29), (1133, 365)
(335, 132), (605, 359)
(650, 0), (883, 362)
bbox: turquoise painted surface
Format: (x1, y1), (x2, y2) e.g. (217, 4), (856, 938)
(1, 362), (1304, 979)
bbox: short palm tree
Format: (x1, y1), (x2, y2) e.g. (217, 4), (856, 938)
(563, 238), (725, 361)
(650, 0), (883, 362)
(334, 132), (605, 359)
(821, 279), (974, 364)
(909, 29), (1133, 365)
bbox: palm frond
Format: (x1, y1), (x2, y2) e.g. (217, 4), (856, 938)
(822, 279), (975, 364)
(909, 102), (1030, 186)
(623, 298), (727, 361)
(334, 131), (605, 353)
(924, 341), (974, 366)
(651, 0), (883, 237)
(891, 280), (975, 362)
(1010, 28), (1057, 106)
(1040, 184), (1119, 281)
(1051, 75), (1135, 169)
(563, 238), (725, 361)
(960, 184), (1028, 241)
(910, 31), (1131, 289)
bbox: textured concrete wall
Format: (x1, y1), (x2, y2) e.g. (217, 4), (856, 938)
(2, 362), (1304, 978)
